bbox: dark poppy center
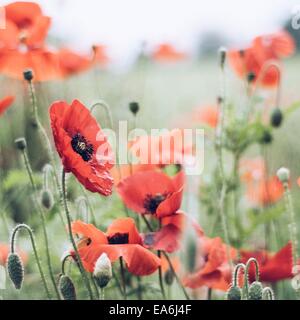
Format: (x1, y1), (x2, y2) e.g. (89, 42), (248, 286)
(71, 133), (94, 161)
(107, 233), (129, 245)
(143, 193), (167, 214)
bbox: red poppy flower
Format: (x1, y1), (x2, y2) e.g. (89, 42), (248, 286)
(110, 163), (158, 185)
(117, 169), (185, 218)
(71, 218), (161, 276)
(0, 48), (63, 81)
(183, 237), (236, 291)
(240, 242), (293, 282)
(0, 1), (51, 49)
(229, 31), (295, 87)
(143, 211), (203, 253)
(0, 95), (15, 116)
(192, 105), (219, 128)
(152, 43), (186, 62)
(128, 129), (194, 166)
(246, 175), (284, 206)
(0, 243), (28, 266)
(239, 157), (265, 183)
(58, 48), (93, 77)
(49, 99), (114, 195)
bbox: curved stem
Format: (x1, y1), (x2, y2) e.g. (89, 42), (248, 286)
(21, 149), (60, 299)
(232, 263), (246, 287)
(61, 169), (94, 300)
(11, 224), (51, 299)
(244, 258), (260, 299)
(262, 287), (275, 300)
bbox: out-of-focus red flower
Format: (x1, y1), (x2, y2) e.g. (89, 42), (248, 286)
(110, 163), (158, 185)
(71, 218), (161, 276)
(128, 129), (194, 166)
(239, 157), (265, 183)
(240, 242), (293, 282)
(0, 1), (51, 49)
(0, 48), (63, 81)
(57, 48), (92, 77)
(117, 169), (185, 218)
(229, 31), (295, 87)
(49, 99), (114, 195)
(0, 243), (28, 266)
(0, 2), (64, 81)
(183, 236), (236, 291)
(246, 175), (284, 206)
(161, 255), (180, 274)
(0, 95), (15, 116)
(152, 43), (186, 62)
(92, 45), (109, 66)
(143, 211), (203, 253)
(192, 105), (219, 128)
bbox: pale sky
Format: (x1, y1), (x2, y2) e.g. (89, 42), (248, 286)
(0, 0), (297, 64)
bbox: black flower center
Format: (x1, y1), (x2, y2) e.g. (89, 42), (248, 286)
(143, 193), (167, 214)
(107, 233), (129, 245)
(71, 133), (94, 161)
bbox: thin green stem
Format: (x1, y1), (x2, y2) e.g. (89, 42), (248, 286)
(11, 224), (51, 299)
(119, 257), (127, 300)
(244, 258), (260, 299)
(157, 250), (166, 299)
(61, 169), (94, 300)
(21, 149), (60, 299)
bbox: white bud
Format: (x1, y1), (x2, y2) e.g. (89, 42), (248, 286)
(93, 253), (112, 288)
(277, 167), (290, 183)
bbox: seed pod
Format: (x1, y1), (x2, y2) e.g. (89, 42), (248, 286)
(259, 129), (272, 145)
(59, 275), (77, 300)
(14, 137), (27, 150)
(227, 285), (242, 300)
(7, 253), (24, 290)
(249, 281), (263, 300)
(276, 167), (290, 184)
(247, 72), (256, 83)
(129, 102), (139, 115)
(23, 69), (33, 81)
(271, 108), (283, 128)
(41, 189), (54, 210)
(93, 253), (112, 288)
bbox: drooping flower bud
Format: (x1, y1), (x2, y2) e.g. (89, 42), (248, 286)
(227, 285), (242, 300)
(277, 167), (290, 184)
(258, 129), (272, 145)
(14, 137), (27, 151)
(93, 253), (112, 288)
(249, 281), (263, 300)
(23, 69), (33, 82)
(7, 253), (24, 290)
(40, 189), (54, 210)
(271, 108), (283, 128)
(129, 102), (139, 115)
(59, 275), (77, 300)
(164, 269), (174, 286)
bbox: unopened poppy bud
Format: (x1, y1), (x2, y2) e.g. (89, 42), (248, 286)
(14, 137), (27, 150)
(164, 269), (174, 286)
(277, 167), (290, 184)
(247, 72), (256, 83)
(259, 129), (272, 145)
(249, 281), (263, 300)
(227, 285), (242, 300)
(219, 47), (227, 68)
(59, 275), (77, 300)
(41, 189), (54, 210)
(129, 101), (139, 115)
(7, 253), (24, 290)
(23, 69), (33, 81)
(271, 108), (283, 128)
(93, 253), (112, 288)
